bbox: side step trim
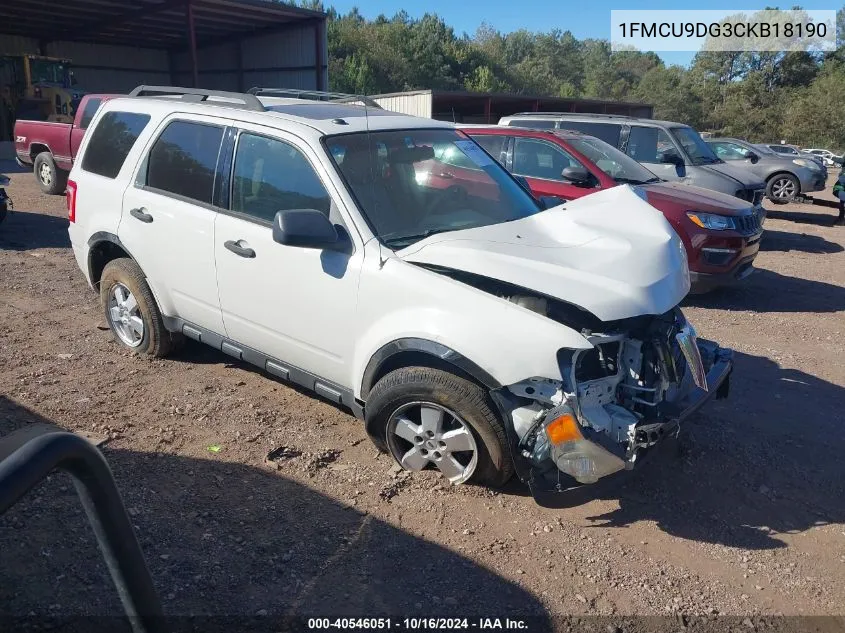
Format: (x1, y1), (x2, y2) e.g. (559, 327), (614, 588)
(162, 316), (364, 419)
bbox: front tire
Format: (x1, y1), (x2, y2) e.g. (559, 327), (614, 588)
(366, 367), (514, 487)
(34, 152), (67, 195)
(100, 258), (181, 357)
(766, 173), (799, 204)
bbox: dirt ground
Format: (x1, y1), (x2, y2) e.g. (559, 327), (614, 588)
(1, 162), (844, 628)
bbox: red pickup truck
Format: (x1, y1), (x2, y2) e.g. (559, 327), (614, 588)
(14, 94), (118, 194)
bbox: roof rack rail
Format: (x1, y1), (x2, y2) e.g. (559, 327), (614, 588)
(247, 87), (383, 110)
(129, 85), (265, 112)
(510, 111), (637, 119)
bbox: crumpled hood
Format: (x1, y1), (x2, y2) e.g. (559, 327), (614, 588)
(398, 186), (691, 322)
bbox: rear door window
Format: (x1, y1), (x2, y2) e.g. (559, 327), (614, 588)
(556, 121), (621, 147)
(81, 111), (151, 179)
(144, 120), (225, 205)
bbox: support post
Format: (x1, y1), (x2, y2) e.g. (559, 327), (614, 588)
(186, 1), (199, 88)
(314, 19), (324, 91)
(484, 97), (492, 124)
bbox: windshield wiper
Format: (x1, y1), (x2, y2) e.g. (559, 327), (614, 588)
(381, 227), (455, 248)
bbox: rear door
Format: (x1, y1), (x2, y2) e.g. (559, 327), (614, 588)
(508, 136), (600, 200)
(119, 114), (229, 334)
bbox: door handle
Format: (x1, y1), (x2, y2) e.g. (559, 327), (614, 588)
(224, 240), (256, 259)
(130, 207), (153, 223)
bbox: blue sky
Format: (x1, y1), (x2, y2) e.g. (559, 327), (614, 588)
(327, 0), (841, 67)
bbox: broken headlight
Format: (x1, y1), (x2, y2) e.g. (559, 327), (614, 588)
(538, 405), (626, 484)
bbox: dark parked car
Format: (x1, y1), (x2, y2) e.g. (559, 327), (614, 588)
(707, 137), (827, 204)
(462, 126), (764, 293)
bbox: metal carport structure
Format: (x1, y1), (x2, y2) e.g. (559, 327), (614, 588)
(0, 0), (328, 93)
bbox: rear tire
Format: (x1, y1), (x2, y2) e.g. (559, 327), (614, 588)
(366, 367), (514, 488)
(100, 258), (181, 357)
(34, 152), (67, 195)
(766, 173), (799, 204)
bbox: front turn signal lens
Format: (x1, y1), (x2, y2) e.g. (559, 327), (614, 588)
(545, 413), (582, 445)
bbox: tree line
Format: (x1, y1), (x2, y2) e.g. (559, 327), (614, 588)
(296, 2), (845, 151)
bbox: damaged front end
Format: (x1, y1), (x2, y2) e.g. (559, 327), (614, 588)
(497, 308), (732, 495)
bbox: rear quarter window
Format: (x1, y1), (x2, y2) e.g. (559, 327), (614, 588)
(81, 111), (151, 179)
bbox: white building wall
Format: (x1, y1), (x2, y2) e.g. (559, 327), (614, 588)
(372, 92), (433, 118)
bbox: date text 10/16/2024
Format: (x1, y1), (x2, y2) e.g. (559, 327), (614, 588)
(307, 618), (530, 630)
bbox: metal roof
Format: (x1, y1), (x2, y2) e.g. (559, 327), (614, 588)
(0, 0), (326, 49)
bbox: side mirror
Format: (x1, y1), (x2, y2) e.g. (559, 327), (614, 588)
(745, 150), (759, 163)
(273, 209), (342, 250)
(538, 195), (565, 210)
(661, 152), (685, 167)
(561, 165), (590, 184)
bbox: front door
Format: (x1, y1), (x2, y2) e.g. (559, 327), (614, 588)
(626, 125), (689, 183)
(119, 115), (228, 334)
(213, 126), (363, 387)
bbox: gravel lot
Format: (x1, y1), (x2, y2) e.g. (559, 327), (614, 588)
(1, 163), (844, 627)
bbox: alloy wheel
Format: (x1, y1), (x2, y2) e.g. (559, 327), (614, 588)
(771, 177), (797, 201)
(107, 283), (144, 347)
(387, 402), (478, 484)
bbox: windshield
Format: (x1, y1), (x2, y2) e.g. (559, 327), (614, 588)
(29, 59), (72, 87)
(568, 136), (659, 185)
(325, 129), (541, 249)
(670, 126), (721, 166)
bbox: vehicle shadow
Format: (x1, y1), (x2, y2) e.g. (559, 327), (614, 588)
(0, 209), (70, 251)
(534, 350), (845, 551)
(684, 268), (845, 313)
(168, 341), (357, 416)
(764, 205), (840, 226)
(759, 228), (843, 254)
(0, 397), (549, 621)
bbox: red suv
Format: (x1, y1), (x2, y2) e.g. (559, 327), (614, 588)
(463, 127), (765, 294)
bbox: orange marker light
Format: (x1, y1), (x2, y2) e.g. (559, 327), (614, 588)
(545, 413), (582, 445)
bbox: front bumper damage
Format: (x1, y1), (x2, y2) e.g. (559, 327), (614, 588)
(494, 330), (733, 498)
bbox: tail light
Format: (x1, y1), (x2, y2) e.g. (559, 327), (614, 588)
(66, 179), (77, 223)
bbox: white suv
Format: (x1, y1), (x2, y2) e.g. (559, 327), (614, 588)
(67, 86), (733, 497)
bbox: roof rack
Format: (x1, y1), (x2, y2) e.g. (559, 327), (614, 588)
(128, 85), (265, 112)
(248, 87), (383, 110)
(510, 112), (637, 119)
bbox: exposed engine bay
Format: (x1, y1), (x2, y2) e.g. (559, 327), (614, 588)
(505, 302), (729, 489)
(415, 264), (733, 491)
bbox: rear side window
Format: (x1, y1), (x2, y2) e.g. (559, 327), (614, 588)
(557, 121), (621, 147)
(505, 119), (557, 130)
(145, 120), (224, 205)
(470, 135), (507, 164)
(81, 111), (150, 179)
(78, 98), (103, 129)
